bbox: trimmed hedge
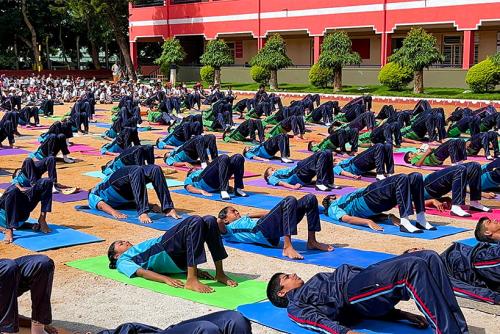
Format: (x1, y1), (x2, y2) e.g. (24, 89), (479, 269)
(200, 65), (215, 84)
(308, 63), (333, 88)
(378, 62), (413, 90)
(466, 58), (499, 93)
(250, 65), (270, 84)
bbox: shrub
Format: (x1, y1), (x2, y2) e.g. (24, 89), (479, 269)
(466, 58), (500, 93)
(378, 62), (413, 90)
(308, 63), (333, 88)
(200, 65), (215, 85)
(250, 65), (270, 84)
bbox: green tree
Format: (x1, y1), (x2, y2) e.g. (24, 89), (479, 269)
(250, 34), (292, 89)
(318, 31), (361, 92)
(154, 38), (186, 84)
(200, 39), (233, 85)
(389, 27), (444, 94)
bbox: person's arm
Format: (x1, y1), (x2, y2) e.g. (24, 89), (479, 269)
(135, 268), (184, 288)
(481, 191), (497, 199)
(449, 277), (500, 305)
(252, 156), (269, 161)
(381, 309), (429, 329)
(248, 211), (268, 218)
(340, 171), (361, 180)
(424, 199), (449, 212)
(185, 184), (212, 196)
(288, 302), (353, 334)
(414, 148), (433, 167)
(172, 162), (193, 168)
(277, 181), (302, 190)
(341, 215), (383, 231)
(402, 137), (421, 144)
(97, 201), (127, 218)
(472, 246), (500, 284)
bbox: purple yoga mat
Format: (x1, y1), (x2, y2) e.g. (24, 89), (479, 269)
(81, 150), (102, 156)
(393, 152), (444, 171)
(22, 125), (50, 130)
(0, 183), (88, 202)
(245, 158), (297, 167)
(0, 148), (29, 156)
(467, 156), (489, 162)
(336, 174), (376, 182)
(244, 178), (356, 196)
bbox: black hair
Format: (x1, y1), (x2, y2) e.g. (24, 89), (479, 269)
(218, 207), (230, 220)
(263, 167), (273, 183)
(404, 152), (412, 164)
(107, 241), (119, 269)
(475, 216), (495, 243)
(12, 168), (21, 179)
(267, 273), (289, 308)
(187, 168), (196, 178)
(307, 141), (313, 152)
(322, 195), (336, 214)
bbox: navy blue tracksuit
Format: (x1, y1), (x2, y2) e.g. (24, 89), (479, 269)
(375, 105), (395, 120)
(0, 179), (53, 229)
(98, 310), (251, 334)
(448, 116), (481, 137)
(18, 107), (40, 126)
(41, 120), (73, 142)
(412, 99), (432, 117)
(467, 131), (499, 158)
(433, 139), (467, 164)
(102, 145), (155, 175)
(370, 122), (402, 146)
(35, 133), (70, 158)
(323, 128), (359, 153)
(188, 154), (245, 192)
(287, 251), (468, 334)
(70, 100), (90, 133)
(424, 162), (482, 205)
(102, 127), (140, 154)
(292, 151), (334, 186)
(90, 165), (174, 215)
(479, 112), (500, 132)
(0, 255), (54, 333)
(441, 242), (500, 305)
(0, 119), (15, 146)
(346, 112), (375, 131)
(232, 119), (265, 142)
(406, 109), (444, 141)
(261, 134), (290, 158)
(349, 143), (394, 175)
(308, 101), (339, 124)
(279, 116), (305, 136)
(16, 157), (57, 185)
(168, 135), (218, 164)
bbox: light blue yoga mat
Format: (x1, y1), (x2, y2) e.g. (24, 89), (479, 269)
(238, 301), (433, 334)
(92, 122), (110, 128)
(83, 171), (184, 188)
(457, 238), (478, 247)
(75, 205), (188, 231)
(172, 190), (469, 239)
(4, 218), (104, 251)
(225, 239), (394, 268)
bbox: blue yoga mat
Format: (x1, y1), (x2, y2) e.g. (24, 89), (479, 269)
(225, 239), (393, 268)
(75, 205), (187, 231)
(83, 171), (185, 188)
(320, 214), (469, 240)
(172, 190), (469, 239)
(457, 238), (478, 247)
(92, 122), (110, 128)
(4, 218), (104, 252)
(237, 301), (433, 334)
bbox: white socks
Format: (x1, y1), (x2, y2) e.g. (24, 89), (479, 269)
(235, 188), (248, 197)
(316, 184), (329, 191)
(220, 191), (230, 200)
(281, 157), (293, 163)
(63, 155), (75, 164)
(486, 155), (494, 161)
(470, 201), (491, 212)
(451, 205), (471, 217)
(201, 162), (207, 169)
(52, 185), (59, 194)
(416, 212), (434, 230)
(376, 174), (385, 180)
(400, 217), (421, 233)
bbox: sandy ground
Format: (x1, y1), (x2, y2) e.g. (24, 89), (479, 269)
(1, 98), (499, 334)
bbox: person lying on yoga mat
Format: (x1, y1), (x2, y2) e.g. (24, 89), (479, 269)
(88, 165), (180, 224)
(101, 127), (140, 155)
(164, 134), (218, 168)
(267, 250), (469, 334)
(0, 179), (53, 244)
(404, 138), (467, 167)
(307, 128), (358, 155)
(0, 255), (58, 334)
(38, 118), (74, 144)
(305, 101), (339, 126)
(466, 131), (499, 160)
(243, 134), (293, 163)
(266, 115), (306, 140)
(156, 120), (202, 149)
(264, 151), (338, 191)
(223, 119), (265, 144)
(0, 118), (16, 148)
(31, 133), (75, 164)
(358, 121), (403, 147)
(480, 157), (500, 193)
(217, 194), (333, 260)
(184, 154), (247, 200)
(107, 215), (237, 293)
(98, 311), (251, 334)
(333, 143), (394, 181)
(13, 157), (76, 194)
(322, 174), (434, 233)
(447, 115), (481, 138)
(475, 216), (500, 243)
(423, 162), (492, 217)
(401, 108), (446, 142)
(102, 145), (155, 176)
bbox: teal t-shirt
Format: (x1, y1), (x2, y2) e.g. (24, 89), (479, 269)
(333, 157), (362, 176)
(165, 149), (196, 166)
(222, 216), (272, 246)
(244, 145), (273, 159)
(267, 167), (302, 186)
(481, 164), (499, 191)
(184, 169), (217, 192)
(116, 236), (185, 278)
(327, 188), (376, 220)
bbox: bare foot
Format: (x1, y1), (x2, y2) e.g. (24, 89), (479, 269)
(165, 208), (181, 219)
(112, 211), (127, 219)
(150, 204), (162, 213)
(283, 246), (304, 260)
(138, 213), (152, 224)
(197, 269), (214, 280)
(307, 240), (334, 252)
(185, 278), (214, 293)
(2, 228), (13, 244)
(215, 273), (238, 287)
(37, 218), (52, 234)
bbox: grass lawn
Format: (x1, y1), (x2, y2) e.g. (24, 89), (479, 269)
(192, 82), (500, 100)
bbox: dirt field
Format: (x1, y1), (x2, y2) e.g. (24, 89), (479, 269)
(1, 98), (498, 334)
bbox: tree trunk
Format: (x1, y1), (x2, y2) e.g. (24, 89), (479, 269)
(45, 36), (51, 70)
(214, 68), (221, 85)
(270, 70), (278, 90)
(170, 68), (177, 85)
(21, 0), (41, 70)
(76, 36), (80, 70)
(87, 20), (101, 70)
(13, 36), (19, 70)
(105, 42), (109, 69)
(413, 70), (424, 94)
(107, 13), (136, 81)
(59, 25), (71, 69)
(333, 69), (342, 92)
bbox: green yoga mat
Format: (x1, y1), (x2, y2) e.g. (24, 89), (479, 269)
(67, 255), (267, 309)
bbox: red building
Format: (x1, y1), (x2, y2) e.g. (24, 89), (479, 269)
(129, 0), (500, 71)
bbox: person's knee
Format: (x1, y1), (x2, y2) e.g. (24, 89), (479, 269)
(37, 178), (54, 190)
(373, 143), (384, 150)
(202, 215), (217, 229)
(32, 255), (55, 274)
(221, 311), (252, 333)
(231, 154), (244, 164)
(303, 194), (318, 206)
(284, 196), (298, 206)
(46, 156), (56, 165)
(0, 259), (19, 278)
(56, 134), (65, 141)
(408, 172), (423, 184)
(191, 321), (220, 334)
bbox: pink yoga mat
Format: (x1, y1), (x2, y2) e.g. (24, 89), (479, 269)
(68, 144), (99, 153)
(244, 178), (356, 196)
(393, 152), (444, 171)
(81, 150), (103, 156)
(22, 125), (50, 130)
(467, 156), (490, 163)
(426, 206), (500, 221)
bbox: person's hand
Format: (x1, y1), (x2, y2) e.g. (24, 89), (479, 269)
(432, 199), (446, 212)
(163, 277), (184, 288)
(353, 175), (361, 180)
(184, 162), (193, 169)
(292, 184), (302, 190)
(367, 220), (384, 231)
(483, 192), (496, 199)
(201, 190), (212, 196)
